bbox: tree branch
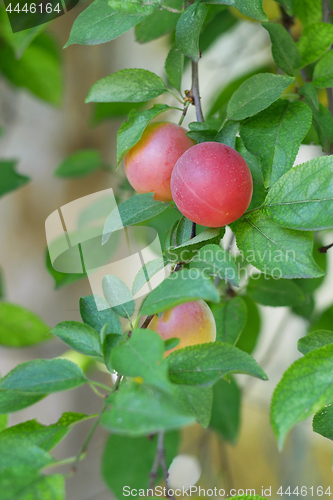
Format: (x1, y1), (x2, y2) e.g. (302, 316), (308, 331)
(318, 242), (333, 253)
(148, 432), (175, 500)
(191, 60), (204, 123)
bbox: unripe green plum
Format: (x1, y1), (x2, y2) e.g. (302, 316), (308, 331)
(124, 122), (195, 202)
(170, 142), (253, 227)
(148, 299), (216, 354)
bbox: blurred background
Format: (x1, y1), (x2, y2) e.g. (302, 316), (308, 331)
(0, 0), (333, 498)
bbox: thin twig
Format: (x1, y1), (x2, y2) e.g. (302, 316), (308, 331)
(318, 242), (333, 253)
(190, 222), (196, 239)
(178, 100), (190, 126)
(191, 60), (204, 123)
(141, 315), (154, 328)
(148, 432), (175, 500)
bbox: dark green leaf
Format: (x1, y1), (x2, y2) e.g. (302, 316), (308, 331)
(0, 359), (86, 413)
(101, 381), (195, 435)
(175, 217), (193, 246)
(271, 344), (333, 449)
(233, 0), (268, 21)
(298, 330), (333, 355)
(201, 0), (234, 4)
(215, 120), (239, 148)
(227, 74), (294, 121)
(116, 104), (173, 166)
(234, 211), (324, 279)
(103, 193), (169, 244)
(102, 275), (135, 319)
(200, 8), (237, 54)
(311, 103), (333, 151)
(80, 294), (122, 334)
(236, 296), (261, 354)
(65, 0), (150, 46)
(263, 156), (333, 231)
(135, 1), (181, 43)
(0, 7), (44, 58)
(111, 329), (170, 390)
(175, 3), (208, 62)
(292, 293), (315, 320)
(102, 432), (179, 498)
(0, 415), (7, 432)
(51, 321), (103, 357)
(141, 268), (220, 315)
(164, 228), (221, 263)
(86, 69), (167, 103)
(107, 0), (160, 13)
(0, 302), (49, 347)
(275, 0), (294, 15)
(55, 150), (103, 178)
(209, 377), (240, 443)
(46, 249), (86, 289)
(296, 23), (333, 67)
(247, 274), (305, 307)
(313, 51), (333, 88)
(235, 136), (263, 184)
(103, 333), (125, 372)
(262, 23), (300, 75)
(0, 33), (62, 106)
(210, 297), (247, 345)
(240, 100), (312, 187)
(168, 341), (267, 385)
(298, 82), (319, 111)
(0, 160), (29, 198)
(310, 304), (333, 333)
(189, 244), (239, 287)
(92, 102), (145, 125)
(313, 404), (333, 441)
(295, 242), (326, 294)
(294, 0), (322, 26)
(165, 44), (184, 94)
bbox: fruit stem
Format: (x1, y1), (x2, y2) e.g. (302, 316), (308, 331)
(191, 60), (204, 123)
(178, 100), (191, 125)
(148, 431), (175, 500)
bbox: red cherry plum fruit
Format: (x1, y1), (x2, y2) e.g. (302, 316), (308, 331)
(124, 122), (195, 202)
(170, 142), (253, 227)
(148, 299), (216, 355)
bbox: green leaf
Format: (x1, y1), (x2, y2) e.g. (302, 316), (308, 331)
(51, 321), (103, 357)
(102, 432), (179, 498)
(215, 120), (239, 148)
(262, 23), (300, 75)
(0, 359), (86, 413)
(101, 381), (195, 435)
(240, 100), (312, 187)
(200, 7), (237, 53)
(210, 297), (247, 345)
(168, 341), (267, 385)
(310, 304), (333, 333)
(247, 274), (305, 307)
(132, 258), (167, 295)
(86, 68), (167, 103)
(141, 269), (220, 315)
(298, 330), (333, 355)
(236, 296), (261, 354)
(298, 82), (319, 110)
(80, 295), (122, 335)
(227, 74), (294, 121)
(65, 0), (150, 46)
(0, 302), (50, 347)
(165, 44), (184, 94)
(236, 136), (263, 184)
(102, 275), (135, 319)
(170, 385), (213, 428)
(46, 249), (86, 289)
(296, 23), (333, 67)
(0, 160), (29, 198)
(233, 0), (268, 21)
(271, 344), (333, 449)
(313, 404), (333, 441)
(111, 329), (170, 390)
(175, 2), (208, 62)
(0, 33), (62, 106)
(0, 413), (92, 459)
(175, 217), (193, 246)
(294, 0), (322, 25)
(116, 104), (173, 166)
(311, 103), (333, 152)
(263, 156), (333, 231)
(92, 101), (145, 124)
(55, 150), (103, 178)
(275, 0), (294, 15)
(0, 469), (65, 500)
(234, 211), (324, 279)
(292, 293), (315, 320)
(313, 51), (333, 88)
(186, 123), (217, 143)
(201, 0), (234, 4)
(0, 415), (7, 432)
(103, 333), (125, 372)
(135, 0), (182, 43)
(0, 7), (44, 58)
(103, 193), (169, 244)
(164, 228), (221, 262)
(209, 377), (240, 443)
(189, 244), (240, 287)
(108, 0), (160, 13)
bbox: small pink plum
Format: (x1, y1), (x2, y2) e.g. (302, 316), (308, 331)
(124, 122), (195, 202)
(148, 299), (216, 355)
(170, 142), (253, 227)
